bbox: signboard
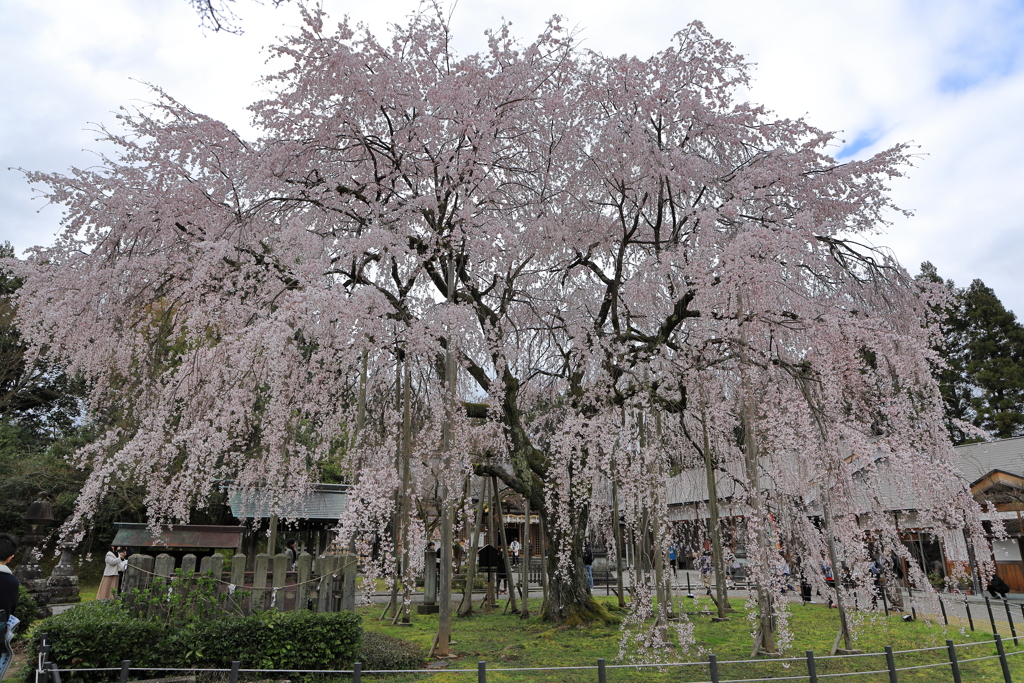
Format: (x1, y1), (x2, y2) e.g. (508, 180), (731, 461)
(477, 544), (502, 571)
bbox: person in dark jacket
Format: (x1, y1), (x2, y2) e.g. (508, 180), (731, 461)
(583, 545), (595, 591)
(988, 574), (1011, 599)
(0, 534), (19, 621)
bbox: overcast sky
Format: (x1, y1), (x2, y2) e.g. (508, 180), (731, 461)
(2, 0), (1022, 313)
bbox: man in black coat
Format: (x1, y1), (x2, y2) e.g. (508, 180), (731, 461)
(0, 534), (19, 622)
(988, 574), (1011, 599)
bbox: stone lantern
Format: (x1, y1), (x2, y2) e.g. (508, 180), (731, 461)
(45, 544), (81, 613)
(14, 494), (55, 609)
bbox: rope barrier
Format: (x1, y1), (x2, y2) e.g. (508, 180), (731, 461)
(710, 675), (809, 683)
(817, 668), (893, 678)
(955, 654), (1005, 663)
(122, 555), (357, 591)
(601, 660), (707, 668)
(812, 650), (884, 660)
(891, 660), (963, 671)
(885, 643), (951, 653)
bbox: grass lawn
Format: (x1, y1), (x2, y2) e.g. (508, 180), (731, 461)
(357, 595), (1024, 682)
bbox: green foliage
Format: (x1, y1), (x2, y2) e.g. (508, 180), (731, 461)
(12, 584), (39, 637)
(126, 569), (235, 625)
(357, 631), (425, 671)
(0, 420), (147, 552)
(28, 600), (362, 682)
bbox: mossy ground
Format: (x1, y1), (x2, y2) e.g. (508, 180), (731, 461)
(357, 595), (1024, 682)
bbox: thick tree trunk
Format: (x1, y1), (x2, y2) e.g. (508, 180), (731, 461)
(539, 505), (615, 625)
(485, 372), (613, 625)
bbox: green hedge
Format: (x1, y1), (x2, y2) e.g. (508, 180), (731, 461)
(29, 601), (362, 681)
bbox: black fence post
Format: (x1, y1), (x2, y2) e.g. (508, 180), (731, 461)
(598, 658), (606, 683)
(709, 654), (719, 683)
(229, 661), (239, 683)
(939, 596), (948, 625)
(806, 650), (818, 683)
(995, 634), (1012, 683)
(48, 662), (61, 683)
(946, 639), (963, 683)
(119, 660), (131, 683)
(352, 661), (362, 683)
(986, 596), (999, 635)
(965, 598), (975, 631)
(37, 638), (51, 683)
(1004, 599), (1018, 645)
(884, 645), (897, 683)
(478, 660), (486, 683)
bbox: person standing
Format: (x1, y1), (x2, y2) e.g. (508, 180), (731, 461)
(509, 538), (521, 568)
(285, 539), (298, 571)
(116, 547), (133, 594)
(0, 534), (19, 621)
(496, 544), (508, 594)
(97, 545), (127, 599)
(583, 544), (594, 592)
(1, 533), (20, 682)
(698, 549), (714, 594)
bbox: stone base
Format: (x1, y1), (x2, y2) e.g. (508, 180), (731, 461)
(835, 649), (863, 655)
(711, 617), (729, 622)
(46, 550), (81, 604)
(417, 604), (440, 614)
(49, 596), (82, 605)
(50, 603), (80, 616)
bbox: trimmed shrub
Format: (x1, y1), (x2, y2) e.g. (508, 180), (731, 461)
(357, 631), (425, 671)
(28, 602), (361, 682)
(26, 600), (174, 680)
(178, 610), (361, 670)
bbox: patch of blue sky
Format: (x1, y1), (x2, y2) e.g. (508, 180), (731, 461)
(938, 50), (1019, 93)
(936, 1), (1024, 93)
(836, 131), (881, 160)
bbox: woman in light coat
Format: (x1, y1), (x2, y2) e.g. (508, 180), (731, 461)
(96, 546), (127, 599)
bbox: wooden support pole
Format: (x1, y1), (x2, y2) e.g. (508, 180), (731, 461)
(492, 475), (518, 613)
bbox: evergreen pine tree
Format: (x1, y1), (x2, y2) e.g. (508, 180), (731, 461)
(918, 262), (1024, 442)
